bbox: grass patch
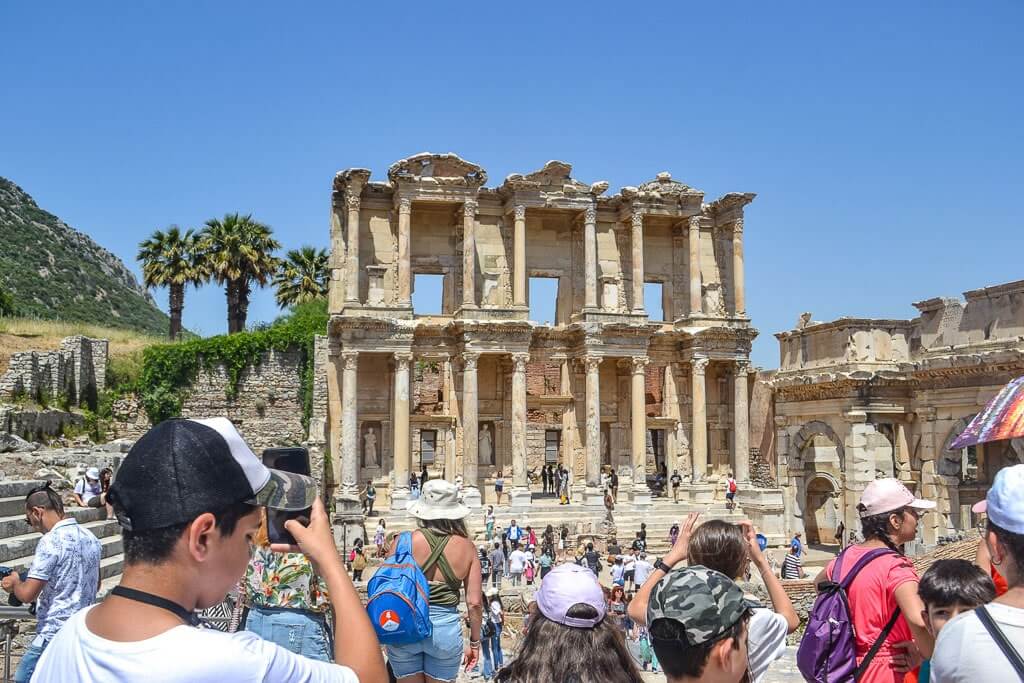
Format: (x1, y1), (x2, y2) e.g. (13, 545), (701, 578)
(0, 317), (166, 374)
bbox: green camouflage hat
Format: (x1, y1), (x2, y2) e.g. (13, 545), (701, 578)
(646, 565), (752, 645)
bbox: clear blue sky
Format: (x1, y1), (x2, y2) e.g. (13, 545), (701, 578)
(3, 2), (1021, 368)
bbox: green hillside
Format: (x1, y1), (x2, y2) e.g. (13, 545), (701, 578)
(0, 177), (171, 336)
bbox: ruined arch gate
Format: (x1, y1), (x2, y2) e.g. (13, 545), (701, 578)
(302, 152), (790, 545)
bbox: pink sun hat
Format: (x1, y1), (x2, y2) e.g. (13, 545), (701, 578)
(535, 563), (606, 628)
(858, 478), (936, 517)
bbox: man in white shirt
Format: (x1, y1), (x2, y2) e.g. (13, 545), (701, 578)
(2, 483), (101, 683)
(507, 519), (523, 549)
(508, 547), (528, 586)
(72, 467), (104, 508)
(27, 418), (387, 683)
(633, 553), (655, 588)
(932, 464), (1024, 682)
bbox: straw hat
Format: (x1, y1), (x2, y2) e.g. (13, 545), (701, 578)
(408, 479), (471, 521)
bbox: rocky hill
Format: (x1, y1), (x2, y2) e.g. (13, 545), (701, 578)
(0, 177), (170, 336)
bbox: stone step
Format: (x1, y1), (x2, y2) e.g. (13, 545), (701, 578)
(0, 506), (107, 540)
(0, 518), (120, 565)
(3, 535), (124, 575)
(0, 480), (46, 499)
(0, 496), (27, 518)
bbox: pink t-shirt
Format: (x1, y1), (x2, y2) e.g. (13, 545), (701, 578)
(825, 545), (919, 683)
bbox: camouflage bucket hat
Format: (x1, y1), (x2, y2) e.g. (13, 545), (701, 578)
(646, 565), (753, 646)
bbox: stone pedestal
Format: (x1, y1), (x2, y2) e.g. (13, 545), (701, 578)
(390, 487), (410, 511)
(510, 487), (533, 508)
(462, 485), (482, 509)
(687, 483), (715, 504)
(631, 485), (652, 507)
(332, 493), (365, 556)
(584, 486), (605, 507)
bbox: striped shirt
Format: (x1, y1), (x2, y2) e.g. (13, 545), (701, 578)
(782, 553), (803, 579)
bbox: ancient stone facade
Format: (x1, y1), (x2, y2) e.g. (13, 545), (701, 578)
(768, 280), (1024, 545)
(0, 336), (107, 408)
(315, 153), (775, 522)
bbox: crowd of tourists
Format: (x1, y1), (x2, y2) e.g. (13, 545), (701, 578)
(7, 416), (1024, 682)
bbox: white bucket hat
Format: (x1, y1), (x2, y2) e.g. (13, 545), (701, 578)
(408, 479), (471, 521)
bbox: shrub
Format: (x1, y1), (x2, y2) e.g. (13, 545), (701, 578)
(0, 285), (14, 317)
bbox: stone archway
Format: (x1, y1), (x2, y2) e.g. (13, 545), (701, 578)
(804, 474), (842, 546)
(793, 421), (845, 470)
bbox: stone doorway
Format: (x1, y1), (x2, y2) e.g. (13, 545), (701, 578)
(805, 475), (841, 546)
(649, 428), (666, 474)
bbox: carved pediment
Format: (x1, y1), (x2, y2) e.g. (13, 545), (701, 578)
(387, 152), (487, 187)
(708, 192), (757, 215)
(502, 160), (608, 198)
(635, 171), (695, 198)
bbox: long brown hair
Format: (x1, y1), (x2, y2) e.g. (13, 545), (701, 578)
(418, 517), (470, 539)
(687, 520), (748, 580)
(494, 604), (643, 683)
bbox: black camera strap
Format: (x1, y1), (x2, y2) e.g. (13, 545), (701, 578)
(110, 586), (201, 627)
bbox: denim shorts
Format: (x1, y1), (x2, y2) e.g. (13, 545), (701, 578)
(386, 604), (463, 682)
(245, 605), (332, 662)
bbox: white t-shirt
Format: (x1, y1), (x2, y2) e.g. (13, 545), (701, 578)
(509, 550), (528, 573)
(931, 602), (1024, 682)
(28, 518), (101, 645)
(74, 478), (103, 500)
(746, 607), (789, 683)
(32, 606), (358, 683)
(633, 559), (654, 586)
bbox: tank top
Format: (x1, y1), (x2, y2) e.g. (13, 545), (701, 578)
(420, 528), (463, 607)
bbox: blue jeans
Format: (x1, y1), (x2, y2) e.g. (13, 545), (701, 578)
(386, 604), (463, 682)
(15, 642), (46, 683)
(480, 635), (495, 679)
(490, 623), (504, 669)
(245, 605), (332, 662)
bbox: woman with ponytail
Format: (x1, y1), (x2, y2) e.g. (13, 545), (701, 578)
(813, 478), (937, 682)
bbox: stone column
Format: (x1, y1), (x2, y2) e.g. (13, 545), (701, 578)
(631, 211), (645, 314)
(631, 357), (652, 505)
(733, 360), (750, 483)
(688, 215), (702, 316)
(513, 205), (527, 308)
(896, 422), (913, 482)
(390, 352), (412, 509)
(340, 351), (359, 496)
(345, 194), (362, 305)
(732, 219), (745, 317)
(664, 364), (679, 477)
(510, 353), (532, 506)
(462, 200), (478, 309)
(326, 352), (343, 488)
(397, 197), (412, 308)
(461, 352), (481, 507)
(584, 355), (603, 505)
(583, 206), (598, 310)
(690, 356), (709, 482)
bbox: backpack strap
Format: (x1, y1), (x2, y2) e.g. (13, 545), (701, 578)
(833, 548), (898, 589)
(853, 607), (901, 681)
(976, 606), (1024, 679)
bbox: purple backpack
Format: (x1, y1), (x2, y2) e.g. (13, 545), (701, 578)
(796, 547), (901, 683)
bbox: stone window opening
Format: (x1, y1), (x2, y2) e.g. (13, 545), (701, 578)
(412, 272), (445, 315)
(420, 429), (437, 465)
(528, 276), (560, 325)
(644, 281), (666, 321)
(545, 430), (561, 463)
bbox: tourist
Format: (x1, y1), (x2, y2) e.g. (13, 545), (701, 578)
(972, 499), (1009, 596)
(242, 508), (332, 661)
(669, 523), (680, 548)
(479, 592), (500, 680)
(29, 417), (386, 683)
(610, 469), (619, 502)
(526, 525), (537, 548)
(420, 464), (429, 486)
(485, 505), (495, 541)
(907, 559), (996, 683)
(583, 542), (602, 577)
(538, 545), (554, 579)
(835, 520), (846, 549)
(1, 482), (101, 683)
(633, 552), (654, 590)
(479, 544), (492, 587)
(493, 564), (644, 683)
(507, 518), (523, 549)
(365, 481), (377, 516)
(724, 472), (738, 510)
(812, 478), (936, 682)
(607, 536), (622, 556)
(375, 518), (387, 558)
(72, 466), (105, 508)
(558, 524), (569, 561)
(781, 543), (804, 579)
(486, 590), (505, 673)
(790, 531), (803, 557)
(543, 523), (555, 550)
(646, 566), (753, 683)
(611, 556), (626, 586)
(608, 584), (629, 631)
(632, 531), (646, 553)
(604, 487), (615, 523)
(489, 541), (506, 588)
(932, 465), (1024, 681)
(494, 470), (505, 505)
(508, 544), (528, 586)
(670, 469), (683, 503)
(409, 471), (420, 499)
(624, 550), (637, 592)
(351, 546), (367, 583)
(640, 522), (648, 543)
(541, 465), (550, 494)
(383, 479), (483, 683)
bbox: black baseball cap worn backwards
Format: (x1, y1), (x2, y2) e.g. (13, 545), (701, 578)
(109, 417), (316, 531)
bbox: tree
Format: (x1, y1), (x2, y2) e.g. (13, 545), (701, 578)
(197, 213), (281, 334)
(272, 246), (329, 308)
(0, 283), (14, 317)
(137, 226), (202, 340)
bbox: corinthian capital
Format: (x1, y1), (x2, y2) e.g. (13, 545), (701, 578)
(734, 359), (750, 375)
(691, 355), (709, 375)
(583, 355), (602, 373)
(514, 205), (526, 221)
(512, 352), (530, 373)
(584, 206), (597, 225)
(345, 194), (361, 211)
(688, 215), (702, 231)
(462, 351), (480, 371)
(631, 211), (644, 230)
(631, 357), (650, 375)
(341, 350), (359, 370)
(463, 200), (478, 219)
(732, 218), (744, 235)
(394, 352), (413, 370)
(397, 197), (412, 215)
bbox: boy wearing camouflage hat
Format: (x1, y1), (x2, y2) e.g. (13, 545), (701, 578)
(647, 565), (754, 683)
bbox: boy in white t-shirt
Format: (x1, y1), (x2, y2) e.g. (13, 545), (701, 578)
(30, 418), (387, 683)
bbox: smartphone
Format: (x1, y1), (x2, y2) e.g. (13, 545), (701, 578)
(262, 447), (312, 546)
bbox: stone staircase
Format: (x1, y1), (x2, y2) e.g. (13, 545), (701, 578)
(0, 480), (124, 597)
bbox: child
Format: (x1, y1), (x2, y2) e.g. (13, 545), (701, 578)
(910, 558), (996, 683)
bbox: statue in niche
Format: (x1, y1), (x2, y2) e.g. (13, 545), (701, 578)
(479, 424), (493, 465)
(702, 283), (726, 317)
(364, 428), (379, 466)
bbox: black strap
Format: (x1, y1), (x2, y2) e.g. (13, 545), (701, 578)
(110, 586), (201, 627)
(853, 608), (901, 681)
(976, 606), (1024, 679)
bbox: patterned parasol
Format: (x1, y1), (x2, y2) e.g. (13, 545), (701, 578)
(950, 375), (1024, 449)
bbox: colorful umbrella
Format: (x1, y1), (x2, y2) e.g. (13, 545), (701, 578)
(951, 375), (1024, 449)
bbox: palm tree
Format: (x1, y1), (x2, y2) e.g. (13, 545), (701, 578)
(197, 213), (281, 334)
(137, 226), (202, 340)
(273, 246), (329, 308)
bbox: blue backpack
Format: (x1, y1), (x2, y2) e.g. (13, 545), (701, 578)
(366, 531), (432, 645)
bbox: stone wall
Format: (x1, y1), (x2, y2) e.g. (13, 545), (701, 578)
(0, 336), (108, 408)
(0, 405), (84, 441)
(180, 347), (305, 452)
